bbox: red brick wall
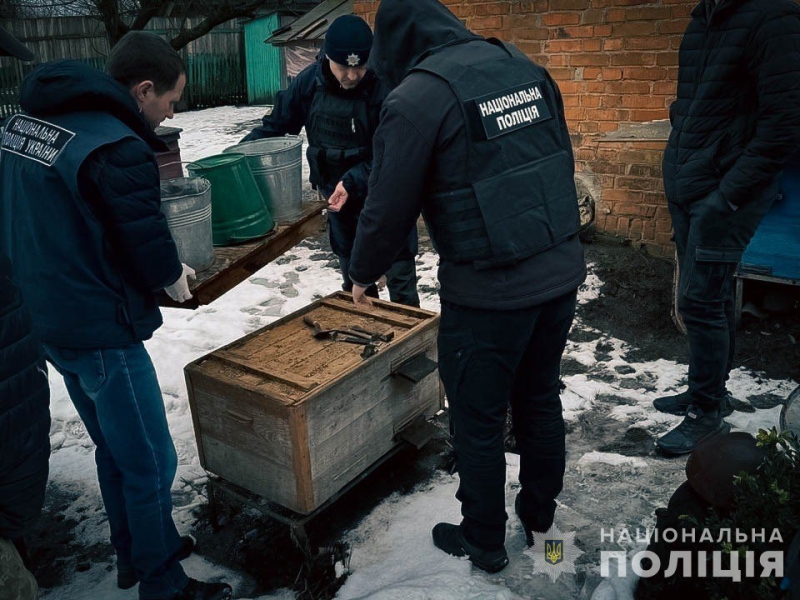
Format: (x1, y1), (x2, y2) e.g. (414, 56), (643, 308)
(353, 0), (697, 256)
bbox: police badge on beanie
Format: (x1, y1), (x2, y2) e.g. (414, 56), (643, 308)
(325, 15), (373, 68)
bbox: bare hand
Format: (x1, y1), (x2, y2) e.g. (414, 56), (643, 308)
(328, 181), (349, 212)
(352, 284), (373, 308)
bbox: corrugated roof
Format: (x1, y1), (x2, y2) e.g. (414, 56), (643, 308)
(266, 0), (352, 46)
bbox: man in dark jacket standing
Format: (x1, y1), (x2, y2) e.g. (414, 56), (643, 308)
(348, 0), (586, 573)
(656, 0), (800, 455)
(0, 26), (50, 600)
(0, 32), (231, 600)
(244, 15), (420, 307)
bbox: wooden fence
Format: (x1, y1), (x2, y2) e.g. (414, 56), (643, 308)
(0, 16), (247, 118)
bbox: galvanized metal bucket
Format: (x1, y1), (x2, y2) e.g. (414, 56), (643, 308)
(160, 176), (215, 272)
(187, 153), (274, 246)
(223, 136), (303, 224)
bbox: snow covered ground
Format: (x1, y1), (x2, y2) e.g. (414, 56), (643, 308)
(38, 106), (797, 600)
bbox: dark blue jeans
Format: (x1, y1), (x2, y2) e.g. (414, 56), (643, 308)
(669, 193), (774, 411)
(44, 343), (188, 600)
(328, 209), (420, 307)
(438, 290), (577, 550)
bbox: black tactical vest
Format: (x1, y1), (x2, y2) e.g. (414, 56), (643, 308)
(413, 40), (581, 269)
(305, 78), (376, 190)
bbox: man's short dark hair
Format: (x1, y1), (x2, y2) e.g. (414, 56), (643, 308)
(106, 31), (185, 94)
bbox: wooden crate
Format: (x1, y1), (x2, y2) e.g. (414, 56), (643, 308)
(185, 292), (443, 514)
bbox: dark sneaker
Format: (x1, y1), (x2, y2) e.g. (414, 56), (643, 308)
(432, 523), (509, 573)
(514, 495), (533, 547)
(174, 578), (233, 600)
(653, 391), (733, 417)
(117, 535), (196, 589)
(656, 406), (731, 456)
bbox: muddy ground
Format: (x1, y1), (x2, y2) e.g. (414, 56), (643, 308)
(28, 228), (800, 599)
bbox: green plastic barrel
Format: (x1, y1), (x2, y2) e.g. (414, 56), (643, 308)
(187, 153), (274, 246)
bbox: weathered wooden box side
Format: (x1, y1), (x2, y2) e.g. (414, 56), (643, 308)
(185, 292), (443, 515)
(184, 360), (302, 510)
(303, 319), (441, 509)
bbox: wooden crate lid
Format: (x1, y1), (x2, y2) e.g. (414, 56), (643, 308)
(194, 292), (438, 406)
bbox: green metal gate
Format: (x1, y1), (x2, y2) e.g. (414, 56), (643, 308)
(244, 14), (284, 105)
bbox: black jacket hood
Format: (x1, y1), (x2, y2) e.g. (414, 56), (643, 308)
(369, 0), (481, 89)
(19, 60), (164, 150)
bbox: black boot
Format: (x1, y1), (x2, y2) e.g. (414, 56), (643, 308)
(656, 405), (731, 456)
(117, 535), (196, 590)
(514, 495), (533, 547)
(514, 493), (556, 548)
(653, 390), (733, 417)
(431, 523), (509, 573)
(174, 578), (233, 600)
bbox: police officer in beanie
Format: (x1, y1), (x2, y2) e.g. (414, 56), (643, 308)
(244, 15), (420, 306)
(348, 0), (586, 573)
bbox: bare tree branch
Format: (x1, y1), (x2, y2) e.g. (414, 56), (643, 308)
(3, 0), (321, 49)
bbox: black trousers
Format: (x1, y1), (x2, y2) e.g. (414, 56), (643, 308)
(669, 193), (774, 411)
(328, 209), (420, 307)
(438, 290), (577, 549)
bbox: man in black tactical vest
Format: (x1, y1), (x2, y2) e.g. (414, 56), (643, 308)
(243, 15), (420, 307)
(347, 0), (586, 573)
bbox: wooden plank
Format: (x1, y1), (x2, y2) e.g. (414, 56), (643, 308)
(329, 291), (443, 320)
(184, 370), (207, 467)
(214, 351), (320, 392)
(320, 298), (420, 328)
(289, 406), (315, 514)
(202, 438), (299, 511)
(190, 388), (294, 465)
(312, 376), (440, 477)
(187, 360), (302, 406)
(160, 200), (325, 309)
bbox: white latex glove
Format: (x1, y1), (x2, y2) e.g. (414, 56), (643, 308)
(164, 263), (196, 303)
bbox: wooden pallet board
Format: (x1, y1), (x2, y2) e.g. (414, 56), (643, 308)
(159, 200), (326, 309)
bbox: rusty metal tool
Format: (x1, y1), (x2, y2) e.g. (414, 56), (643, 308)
(303, 315), (328, 338)
(350, 324), (395, 343)
(303, 315), (373, 341)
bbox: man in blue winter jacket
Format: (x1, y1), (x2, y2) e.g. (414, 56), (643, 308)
(244, 15), (420, 307)
(0, 32), (231, 600)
